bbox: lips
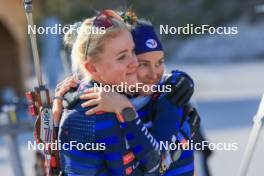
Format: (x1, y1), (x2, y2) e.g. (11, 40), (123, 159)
(143, 80), (159, 85)
(126, 69), (137, 75)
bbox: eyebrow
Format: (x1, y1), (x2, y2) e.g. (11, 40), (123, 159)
(139, 57), (165, 62)
(116, 44), (135, 56)
(139, 60), (150, 63)
(116, 49), (128, 56)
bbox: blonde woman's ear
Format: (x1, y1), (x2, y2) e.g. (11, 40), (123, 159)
(84, 62), (97, 74)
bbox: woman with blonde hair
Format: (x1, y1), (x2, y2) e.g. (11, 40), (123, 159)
(56, 10), (150, 175)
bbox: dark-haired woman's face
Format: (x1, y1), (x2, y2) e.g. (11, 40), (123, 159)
(136, 51), (164, 95)
(137, 51), (165, 86)
(92, 29), (139, 87)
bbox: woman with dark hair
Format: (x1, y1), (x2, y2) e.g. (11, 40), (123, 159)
(77, 19), (198, 176)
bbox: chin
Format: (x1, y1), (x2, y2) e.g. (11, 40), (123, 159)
(126, 75), (138, 86)
(141, 90), (154, 96)
(126, 79), (138, 87)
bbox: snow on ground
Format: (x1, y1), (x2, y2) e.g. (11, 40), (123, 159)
(0, 134), (35, 176)
(167, 62), (264, 101)
(206, 127), (264, 176)
(196, 98), (264, 176)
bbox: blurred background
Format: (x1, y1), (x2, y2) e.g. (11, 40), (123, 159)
(0, 0), (263, 175)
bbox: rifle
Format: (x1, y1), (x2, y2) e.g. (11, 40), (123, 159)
(23, 0), (60, 175)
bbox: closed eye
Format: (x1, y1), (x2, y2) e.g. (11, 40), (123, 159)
(131, 48), (135, 55)
(117, 54), (126, 61)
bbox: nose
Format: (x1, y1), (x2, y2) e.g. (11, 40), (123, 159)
(148, 67), (158, 81)
(129, 54), (139, 68)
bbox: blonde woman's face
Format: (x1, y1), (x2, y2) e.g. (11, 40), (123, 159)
(93, 29), (139, 86)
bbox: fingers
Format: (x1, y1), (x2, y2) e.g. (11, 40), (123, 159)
(55, 75), (81, 96)
(81, 99), (100, 108)
(174, 88), (193, 106)
(85, 106), (101, 115)
(55, 84), (75, 97)
(188, 108), (200, 137)
(69, 81), (78, 88)
(83, 87), (102, 93)
(73, 73), (82, 80)
(60, 82), (77, 93)
(69, 74), (80, 81)
(166, 77), (186, 98)
(173, 76), (185, 89)
(167, 76), (194, 106)
(57, 75), (77, 87)
(55, 87), (69, 97)
(58, 75), (80, 87)
(80, 92), (99, 100)
(167, 83), (186, 103)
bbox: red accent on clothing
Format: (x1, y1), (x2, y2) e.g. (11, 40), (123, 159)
(123, 152), (135, 165)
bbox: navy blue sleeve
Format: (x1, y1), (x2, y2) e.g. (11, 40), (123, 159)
(151, 96), (195, 176)
(58, 102), (130, 175)
(151, 95), (183, 142)
(95, 112), (128, 175)
(122, 116), (161, 174)
(121, 95), (191, 175)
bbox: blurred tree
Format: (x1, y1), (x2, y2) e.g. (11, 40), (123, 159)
(30, 0), (261, 57)
(33, 0), (257, 32)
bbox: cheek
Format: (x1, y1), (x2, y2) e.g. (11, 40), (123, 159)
(156, 67), (164, 79)
(106, 64), (127, 82)
(95, 62), (121, 83)
(137, 68), (148, 81)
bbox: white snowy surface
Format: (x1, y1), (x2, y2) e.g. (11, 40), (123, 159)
(167, 62), (264, 101)
(0, 137), (35, 176)
(206, 127), (264, 176)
